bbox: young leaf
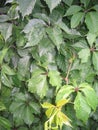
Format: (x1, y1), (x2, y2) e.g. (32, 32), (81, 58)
(56, 85), (74, 102)
(45, 108), (55, 118)
(48, 70), (62, 89)
(42, 100), (71, 129)
(79, 83), (98, 111)
(85, 12), (98, 33)
(56, 99), (70, 107)
(93, 52), (98, 71)
(17, 0), (36, 18)
(78, 48), (90, 63)
(41, 102), (55, 108)
(71, 12), (84, 28)
(65, 5), (82, 16)
(74, 92), (91, 123)
(58, 111), (72, 127)
(44, 0), (61, 12)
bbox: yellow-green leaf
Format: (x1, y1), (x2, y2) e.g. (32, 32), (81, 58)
(41, 102), (55, 109)
(56, 99), (70, 107)
(58, 111), (72, 127)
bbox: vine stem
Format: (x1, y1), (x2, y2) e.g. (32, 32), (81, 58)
(65, 61), (72, 85)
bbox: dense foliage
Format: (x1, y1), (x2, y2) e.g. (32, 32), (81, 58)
(0, 0), (98, 129)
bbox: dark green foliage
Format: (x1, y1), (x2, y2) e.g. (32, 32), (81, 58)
(0, 0), (98, 129)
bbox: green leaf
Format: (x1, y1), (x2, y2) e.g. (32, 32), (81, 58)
(94, 82), (98, 97)
(74, 92), (91, 123)
(0, 47), (8, 65)
(17, 0), (36, 18)
(2, 64), (15, 75)
(79, 64), (95, 83)
(23, 106), (34, 126)
(23, 19), (45, 47)
(71, 12), (84, 28)
(14, 93), (27, 102)
(93, 5), (98, 12)
(29, 102), (40, 114)
(56, 54), (66, 72)
(65, 5), (82, 16)
(23, 19), (45, 33)
(56, 85), (74, 102)
(63, 0), (73, 6)
(28, 69), (48, 98)
(87, 33), (96, 47)
(56, 20), (81, 37)
(46, 26), (63, 49)
(85, 12), (98, 33)
(15, 29), (26, 47)
(33, 13), (50, 25)
(25, 27), (45, 47)
(10, 101), (25, 114)
(80, 0), (90, 7)
(79, 83), (98, 111)
(44, 0), (61, 12)
(18, 56), (30, 77)
(38, 36), (55, 64)
(72, 40), (88, 49)
(9, 93), (36, 126)
(48, 70), (62, 89)
(93, 52), (98, 71)
(56, 20), (70, 33)
(0, 15), (9, 22)
(78, 48), (90, 63)
(0, 101), (6, 111)
(0, 116), (11, 130)
(0, 23), (12, 41)
(7, 4), (19, 19)
(1, 72), (12, 88)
